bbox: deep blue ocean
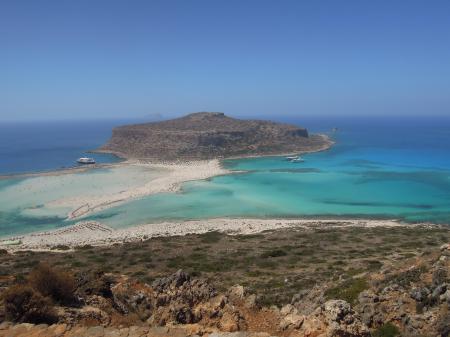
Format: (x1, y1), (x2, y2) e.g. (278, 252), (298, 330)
(1, 115), (450, 237)
(0, 120), (126, 175)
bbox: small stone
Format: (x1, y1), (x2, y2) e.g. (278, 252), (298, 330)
(279, 313), (305, 330)
(440, 243), (450, 251)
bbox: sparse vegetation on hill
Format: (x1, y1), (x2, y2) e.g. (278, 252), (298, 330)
(0, 225), (449, 336)
(99, 112), (332, 160)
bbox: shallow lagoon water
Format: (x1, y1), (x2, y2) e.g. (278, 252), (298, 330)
(0, 166), (166, 236)
(82, 117), (450, 228)
(84, 151), (450, 228)
(1, 116), (450, 236)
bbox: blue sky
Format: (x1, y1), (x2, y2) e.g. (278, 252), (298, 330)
(1, 0), (450, 121)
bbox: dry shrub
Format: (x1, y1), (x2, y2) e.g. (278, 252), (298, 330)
(437, 306), (450, 337)
(3, 284), (56, 324)
(28, 263), (76, 305)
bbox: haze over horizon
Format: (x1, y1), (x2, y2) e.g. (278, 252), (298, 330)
(1, 0), (450, 121)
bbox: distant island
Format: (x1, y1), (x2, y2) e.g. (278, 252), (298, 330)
(98, 112), (332, 160)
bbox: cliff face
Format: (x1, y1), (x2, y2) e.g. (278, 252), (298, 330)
(99, 112), (331, 160)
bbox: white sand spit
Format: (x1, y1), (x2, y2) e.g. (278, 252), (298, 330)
(50, 159), (230, 219)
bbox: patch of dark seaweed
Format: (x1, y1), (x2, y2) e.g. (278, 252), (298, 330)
(342, 159), (383, 169)
(347, 170), (450, 191)
(321, 199), (435, 210)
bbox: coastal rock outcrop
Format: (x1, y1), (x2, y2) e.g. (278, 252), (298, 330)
(99, 112), (332, 160)
(298, 300), (370, 337)
(352, 246), (450, 337)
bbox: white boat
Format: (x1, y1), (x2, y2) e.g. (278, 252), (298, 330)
(77, 157), (96, 164)
(286, 156), (299, 160)
(290, 156), (304, 163)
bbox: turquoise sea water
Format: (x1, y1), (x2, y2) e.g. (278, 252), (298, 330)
(1, 116), (450, 236)
(82, 116), (450, 227)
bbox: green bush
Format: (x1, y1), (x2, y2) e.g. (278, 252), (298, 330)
(200, 231), (223, 243)
(372, 322), (400, 337)
(260, 249), (287, 258)
(325, 277), (368, 305)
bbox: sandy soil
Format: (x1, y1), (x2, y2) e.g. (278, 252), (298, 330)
(0, 217), (423, 251)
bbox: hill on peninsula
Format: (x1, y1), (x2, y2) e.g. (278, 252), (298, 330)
(99, 112), (332, 160)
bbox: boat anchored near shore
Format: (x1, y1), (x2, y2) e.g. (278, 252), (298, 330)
(285, 155), (304, 163)
(77, 157), (96, 165)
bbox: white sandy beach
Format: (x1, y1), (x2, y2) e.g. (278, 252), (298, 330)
(1, 160), (230, 221)
(62, 159), (230, 219)
(0, 217), (424, 252)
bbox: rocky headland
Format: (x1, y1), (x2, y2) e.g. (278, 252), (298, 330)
(98, 112), (332, 160)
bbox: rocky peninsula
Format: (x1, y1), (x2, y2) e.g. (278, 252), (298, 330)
(98, 112), (332, 160)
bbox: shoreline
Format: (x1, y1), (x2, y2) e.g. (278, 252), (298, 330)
(222, 134), (334, 160)
(0, 135), (333, 222)
(94, 134), (334, 162)
(0, 217), (436, 252)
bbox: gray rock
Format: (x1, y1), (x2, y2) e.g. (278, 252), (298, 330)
(227, 285), (246, 302)
(152, 269), (190, 290)
(410, 287), (430, 302)
(432, 268), (448, 286)
(440, 289), (450, 303)
(279, 313), (304, 330)
(244, 294), (258, 309)
(323, 300), (352, 322)
(432, 283), (447, 298)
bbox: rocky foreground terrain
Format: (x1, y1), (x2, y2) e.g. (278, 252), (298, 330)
(0, 245), (450, 337)
(98, 112), (331, 160)
(0, 225), (449, 336)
